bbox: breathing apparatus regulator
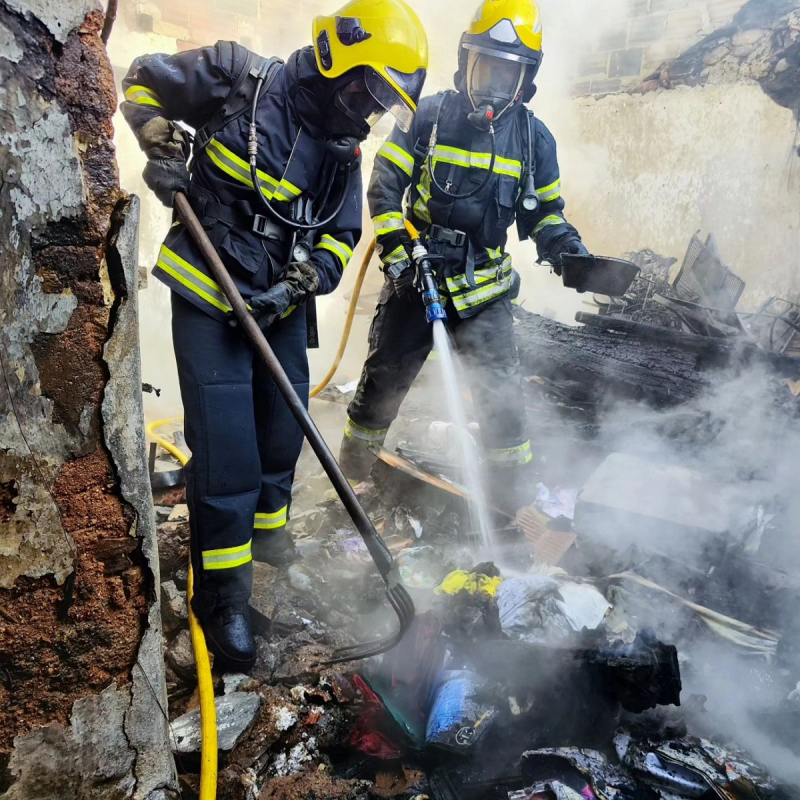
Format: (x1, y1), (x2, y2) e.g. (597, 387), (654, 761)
(246, 61), (358, 264)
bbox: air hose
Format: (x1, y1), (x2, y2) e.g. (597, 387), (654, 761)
(309, 238), (376, 398)
(146, 418), (218, 800)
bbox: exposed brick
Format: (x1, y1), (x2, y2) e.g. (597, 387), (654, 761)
(630, 0), (651, 16)
(628, 13), (667, 46)
(160, 0), (190, 28)
(609, 47), (644, 78)
(578, 51), (610, 78)
(598, 28), (628, 51)
(664, 7), (703, 41)
(590, 77), (622, 94)
(176, 39), (196, 52)
(151, 18), (190, 39)
(572, 81), (592, 96)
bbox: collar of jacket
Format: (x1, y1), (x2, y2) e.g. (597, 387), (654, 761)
(283, 46), (335, 139)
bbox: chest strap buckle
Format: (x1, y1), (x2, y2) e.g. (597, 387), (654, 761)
(252, 214), (288, 243)
(428, 224), (467, 248)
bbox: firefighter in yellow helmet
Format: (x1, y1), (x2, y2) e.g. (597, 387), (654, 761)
(121, 0), (428, 672)
(342, 0), (590, 512)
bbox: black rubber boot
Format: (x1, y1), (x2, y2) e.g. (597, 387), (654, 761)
(338, 433), (377, 483)
(200, 602), (257, 674)
(252, 528), (300, 568)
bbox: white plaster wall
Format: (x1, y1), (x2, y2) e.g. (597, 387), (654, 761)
(560, 83), (800, 308)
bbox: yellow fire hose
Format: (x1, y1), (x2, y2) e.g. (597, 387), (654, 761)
(146, 418), (218, 800)
(309, 238), (375, 398)
(143, 241), (375, 797)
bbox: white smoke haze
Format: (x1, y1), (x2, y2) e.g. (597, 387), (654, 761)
(108, 0), (800, 782)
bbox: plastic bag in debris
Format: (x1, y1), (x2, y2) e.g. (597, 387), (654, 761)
(535, 483), (579, 520)
(497, 577), (610, 644)
(520, 748), (638, 800)
(396, 546), (449, 589)
(425, 670), (498, 753)
(348, 674), (405, 760)
(435, 570), (504, 598)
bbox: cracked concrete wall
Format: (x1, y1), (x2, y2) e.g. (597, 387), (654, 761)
(0, 0), (175, 796)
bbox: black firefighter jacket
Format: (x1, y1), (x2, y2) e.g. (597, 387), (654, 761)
(368, 87), (580, 318)
(121, 42), (362, 322)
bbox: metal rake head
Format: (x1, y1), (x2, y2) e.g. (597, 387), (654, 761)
(325, 582), (415, 665)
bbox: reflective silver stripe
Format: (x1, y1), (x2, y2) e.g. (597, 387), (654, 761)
(345, 417), (388, 443)
(254, 507), (288, 530)
(156, 244), (232, 313)
(382, 245), (409, 267)
(202, 540), (252, 571)
(315, 234), (353, 269)
(373, 211), (406, 236)
(537, 179), (561, 202)
(378, 142), (414, 177)
(485, 441), (533, 466)
(205, 138), (300, 203)
(532, 215), (566, 237)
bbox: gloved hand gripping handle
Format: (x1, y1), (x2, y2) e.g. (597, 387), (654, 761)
(404, 221), (447, 324)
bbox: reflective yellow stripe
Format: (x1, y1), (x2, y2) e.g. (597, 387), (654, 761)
(156, 244), (232, 313)
(381, 244), (409, 267)
(124, 84), (164, 109)
(205, 138), (300, 203)
(202, 540), (252, 571)
(315, 234), (353, 269)
(345, 417), (389, 443)
(372, 211), (406, 236)
(431, 146), (523, 179)
(254, 507), (288, 530)
(446, 256), (512, 292)
(532, 215), (566, 237)
(485, 441), (533, 466)
(450, 274), (512, 311)
(537, 178), (561, 202)
(378, 142), (414, 177)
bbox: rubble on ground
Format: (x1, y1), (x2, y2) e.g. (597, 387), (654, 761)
(151, 257), (800, 797)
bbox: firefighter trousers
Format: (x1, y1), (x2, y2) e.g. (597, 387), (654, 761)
(171, 293), (308, 614)
(345, 280), (532, 496)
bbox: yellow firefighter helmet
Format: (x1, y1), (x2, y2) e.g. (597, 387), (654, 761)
(313, 0), (429, 132)
(459, 0), (544, 113)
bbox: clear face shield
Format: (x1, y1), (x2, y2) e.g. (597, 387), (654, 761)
(335, 66), (425, 135)
(466, 51), (526, 118)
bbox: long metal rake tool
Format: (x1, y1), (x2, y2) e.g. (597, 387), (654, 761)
(175, 192), (415, 663)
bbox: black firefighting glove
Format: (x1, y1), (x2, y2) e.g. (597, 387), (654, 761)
(247, 261), (320, 332)
(548, 233), (589, 276)
(143, 158), (189, 208)
(387, 261), (416, 300)
(378, 229), (416, 300)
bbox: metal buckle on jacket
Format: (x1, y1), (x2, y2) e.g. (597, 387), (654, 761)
(429, 224), (467, 248)
(252, 214), (286, 242)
